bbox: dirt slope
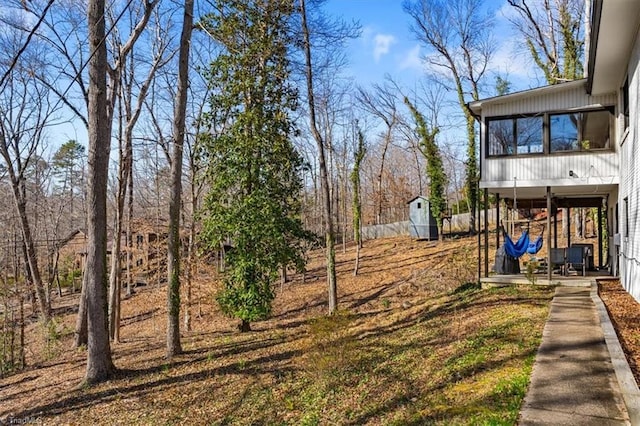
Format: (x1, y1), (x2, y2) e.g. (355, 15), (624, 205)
(0, 235), (636, 424)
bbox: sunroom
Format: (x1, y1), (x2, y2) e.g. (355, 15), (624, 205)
(469, 79), (619, 282)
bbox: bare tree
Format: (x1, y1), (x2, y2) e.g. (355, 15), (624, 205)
(1, 0), (90, 128)
(182, 30), (216, 331)
(356, 79), (400, 225)
(108, 6), (173, 343)
(166, 0), (194, 359)
(77, 0), (158, 347)
(0, 43), (57, 322)
(298, 0), (338, 313)
(404, 0), (495, 234)
(506, 0), (585, 83)
(351, 126), (366, 275)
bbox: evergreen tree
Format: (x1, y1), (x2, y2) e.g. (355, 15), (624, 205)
(199, 0), (311, 332)
(52, 140), (85, 187)
(51, 140), (85, 230)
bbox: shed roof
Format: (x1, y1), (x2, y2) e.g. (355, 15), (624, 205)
(407, 195), (428, 204)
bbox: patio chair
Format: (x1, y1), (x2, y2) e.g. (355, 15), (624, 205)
(566, 246), (586, 276)
(550, 248), (566, 275)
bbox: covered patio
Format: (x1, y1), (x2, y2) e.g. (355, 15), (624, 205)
(477, 182), (615, 285)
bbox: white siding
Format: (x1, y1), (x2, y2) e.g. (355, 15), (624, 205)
(619, 27), (640, 302)
(480, 88), (617, 117)
(482, 151), (619, 189)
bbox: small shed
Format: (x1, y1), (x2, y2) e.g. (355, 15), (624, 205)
(408, 196), (438, 240)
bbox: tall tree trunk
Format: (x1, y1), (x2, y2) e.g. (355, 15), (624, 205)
(166, 0), (193, 359)
(126, 157), (134, 297)
(377, 129), (392, 225)
(84, 0), (115, 384)
(184, 223), (194, 332)
(0, 157), (50, 321)
(11, 191), (50, 322)
(20, 241), (37, 317)
(19, 294), (25, 369)
(108, 103), (130, 343)
(352, 129), (365, 276)
(300, 0), (337, 313)
(108, 221), (122, 342)
(74, 284), (88, 347)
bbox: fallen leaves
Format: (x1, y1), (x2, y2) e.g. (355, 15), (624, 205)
(599, 280), (640, 385)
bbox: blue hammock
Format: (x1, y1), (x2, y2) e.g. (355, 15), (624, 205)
(504, 230), (544, 258)
(504, 230), (530, 258)
(526, 234), (544, 255)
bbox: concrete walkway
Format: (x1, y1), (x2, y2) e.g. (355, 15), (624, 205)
(519, 285), (640, 425)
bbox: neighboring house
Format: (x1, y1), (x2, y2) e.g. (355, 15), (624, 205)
(127, 219), (166, 269)
(56, 219), (172, 283)
(57, 229), (88, 273)
(469, 0), (640, 301)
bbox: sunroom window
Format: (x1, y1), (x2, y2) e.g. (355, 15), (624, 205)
(550, 109), (612, 152)
(516, 117), (544, 154)
(488, 118), (514, 155)
(486, 107), (613, 157)
(487, 116), (543, 156)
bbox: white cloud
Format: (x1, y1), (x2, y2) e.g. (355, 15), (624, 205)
(399, 44), (423, 71)
(373, 33), (397, 62)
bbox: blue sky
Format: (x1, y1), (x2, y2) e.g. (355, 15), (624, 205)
(324, 0), (420, 86)
(324, 0), (547, 93)
(49, 1), (550, 158)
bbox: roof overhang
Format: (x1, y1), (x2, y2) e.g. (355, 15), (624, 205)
(468, 79), (587, 116)
(587, 0), (640, 95)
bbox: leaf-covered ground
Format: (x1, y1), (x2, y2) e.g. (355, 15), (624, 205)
(599, 280), (640, 385)
(2, 236), (557, 425)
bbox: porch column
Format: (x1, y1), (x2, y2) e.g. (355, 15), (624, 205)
(496, 193), (500, 249)
(553, 206), (558, 249)
(547, 187), (552, 282)
(484, 188), (489, 277)
(477, 181), (481, 283)
(598, 202), (603, 269)
(566, 207), (571, 249)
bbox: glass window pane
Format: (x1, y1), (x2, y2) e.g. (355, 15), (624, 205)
(581, 110), (610, 149)
(550, 113), (579, 152)
(551, 110), (611, 152)
(516, 116), (543, 154)
(488, 119), (514, 155)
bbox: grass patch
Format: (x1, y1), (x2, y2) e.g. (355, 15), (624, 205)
(206, 286), (552, 425)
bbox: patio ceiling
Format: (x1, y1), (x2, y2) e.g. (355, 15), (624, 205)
(486, 183), (615, 207)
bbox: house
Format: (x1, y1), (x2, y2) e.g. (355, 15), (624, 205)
(55, 219), (172, 285)
(407, 196), (439, 240)
(56, 229), (87, 274)
(469, 0), (640, 301)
